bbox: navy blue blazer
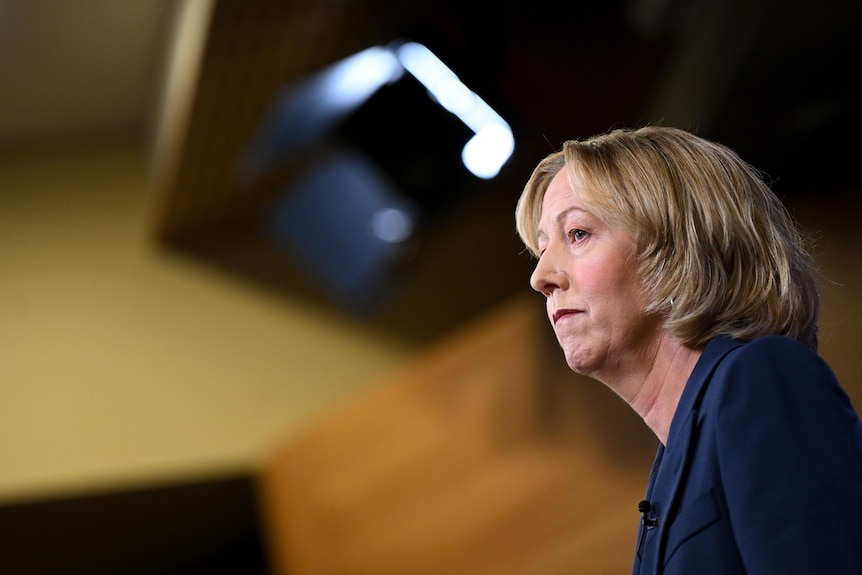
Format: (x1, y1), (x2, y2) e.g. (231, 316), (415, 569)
(632, 336), (862, 574)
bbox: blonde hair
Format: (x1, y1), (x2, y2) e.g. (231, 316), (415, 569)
(515, 126), (820, 350)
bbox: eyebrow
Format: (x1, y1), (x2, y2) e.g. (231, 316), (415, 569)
(535, 206), (591, 245)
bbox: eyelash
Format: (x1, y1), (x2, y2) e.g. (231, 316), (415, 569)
(537, 228), (588, 256)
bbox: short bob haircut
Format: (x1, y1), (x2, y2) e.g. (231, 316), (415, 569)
(515, 125), (820, 350)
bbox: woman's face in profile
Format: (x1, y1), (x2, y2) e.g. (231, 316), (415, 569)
(530, 168), (662, 383)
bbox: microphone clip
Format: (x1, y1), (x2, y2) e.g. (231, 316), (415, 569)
(637, 499), (659, 560)
(638, 499), (658, 529)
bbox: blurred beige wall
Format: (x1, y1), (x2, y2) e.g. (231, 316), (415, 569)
(0, 143), (415, 502)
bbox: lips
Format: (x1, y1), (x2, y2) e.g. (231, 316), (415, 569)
(552, 309), (580, 324)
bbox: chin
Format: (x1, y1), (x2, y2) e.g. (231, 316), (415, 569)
(563, 350), (596, 377)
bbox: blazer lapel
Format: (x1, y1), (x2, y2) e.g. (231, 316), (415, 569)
(643, 407), (699, 573)
(642, 336), (745, 572)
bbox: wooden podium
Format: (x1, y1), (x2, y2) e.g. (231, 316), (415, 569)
(257, 296), (657, 575)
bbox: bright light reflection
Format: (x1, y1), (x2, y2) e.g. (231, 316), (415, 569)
(462, 123), (515, 179)
(395, 41), (514, 179)
(323, 47), (403, 110)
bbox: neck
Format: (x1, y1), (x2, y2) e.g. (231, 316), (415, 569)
(614, 335), (703, 445)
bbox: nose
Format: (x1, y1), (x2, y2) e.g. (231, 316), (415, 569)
(529, 249), (565, 297)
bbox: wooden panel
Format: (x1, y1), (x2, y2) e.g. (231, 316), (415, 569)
(257, 296), (657, 575)
(154, 0), (387, 241)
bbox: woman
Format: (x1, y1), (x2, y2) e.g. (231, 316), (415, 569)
(515, 126), (862, 574)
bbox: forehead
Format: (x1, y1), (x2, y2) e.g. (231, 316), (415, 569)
(537, 170), (591, 227)
(543, 168), (577, 203)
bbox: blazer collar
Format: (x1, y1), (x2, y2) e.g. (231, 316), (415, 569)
(640, 336), (745, 572)
(667, 336), (745, 448)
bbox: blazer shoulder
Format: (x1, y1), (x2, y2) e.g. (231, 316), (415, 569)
(716, 335), (835, 384)
(690, 335), (846, 423)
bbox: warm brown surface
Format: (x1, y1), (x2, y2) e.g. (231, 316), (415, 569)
(258, 296), (658, 575)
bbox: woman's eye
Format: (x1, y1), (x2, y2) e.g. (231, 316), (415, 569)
(568, 229), (588, 242)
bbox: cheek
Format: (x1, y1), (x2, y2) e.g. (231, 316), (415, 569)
(579, 260), (624, 293)
(583, 260), (644, 304)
